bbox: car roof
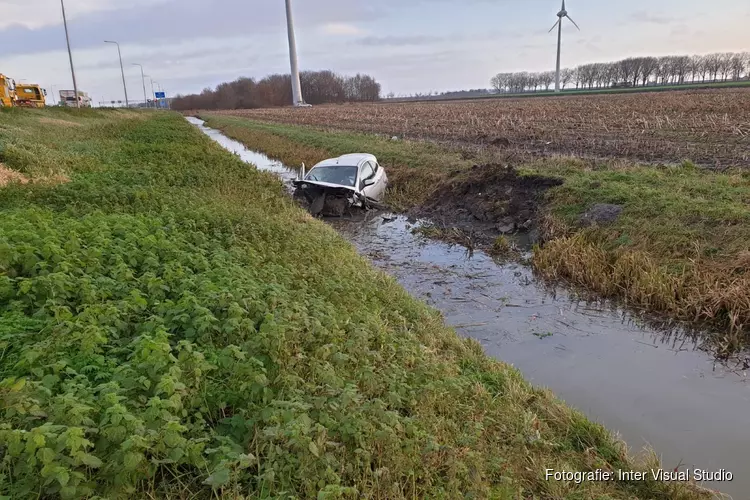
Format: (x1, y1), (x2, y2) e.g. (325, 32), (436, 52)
(312, 153), (377, 168)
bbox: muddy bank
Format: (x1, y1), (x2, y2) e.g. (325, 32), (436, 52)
(410, 163), (563, 247)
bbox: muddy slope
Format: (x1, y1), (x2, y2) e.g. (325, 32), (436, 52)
(411, 164), (563, 244)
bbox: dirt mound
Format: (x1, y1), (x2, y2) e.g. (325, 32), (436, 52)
(412, 163), (563, 244)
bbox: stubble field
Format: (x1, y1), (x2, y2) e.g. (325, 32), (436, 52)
(213, 88), (750, 167)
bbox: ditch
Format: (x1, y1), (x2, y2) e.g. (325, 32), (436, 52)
(187, 116), (747, 498)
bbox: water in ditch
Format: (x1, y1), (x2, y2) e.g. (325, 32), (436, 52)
(188, 116), (747, 498)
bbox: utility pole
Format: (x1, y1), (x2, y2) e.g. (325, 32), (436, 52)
(284, 0), (305, 106)
(149, 78), (158, 109)
(104, 41), (129, 107)
(132, 64), (148, 107)
(555, 19), (562, 92)
(60, 0), (80, 108)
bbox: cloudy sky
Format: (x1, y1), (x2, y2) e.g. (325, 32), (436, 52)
(1, 0), (747, 104)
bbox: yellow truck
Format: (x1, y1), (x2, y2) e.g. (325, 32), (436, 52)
(0, 74), (15, 107)
(14, 83), (46, 107)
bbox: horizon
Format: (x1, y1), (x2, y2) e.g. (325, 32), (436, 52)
(0, 0), (747, 104)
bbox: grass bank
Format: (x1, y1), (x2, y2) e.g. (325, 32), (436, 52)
(202, 114), (750, 355)
(0, 109), (706, 498)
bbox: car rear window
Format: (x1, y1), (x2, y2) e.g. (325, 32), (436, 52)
(305, 166), (358, 187)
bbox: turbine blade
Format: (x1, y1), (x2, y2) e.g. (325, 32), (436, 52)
(566, 15), (581, 30)
(548, 19), (560, 33)
(562, 0), (566, 10)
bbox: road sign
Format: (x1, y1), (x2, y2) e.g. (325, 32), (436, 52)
(155, 91), (165, 99)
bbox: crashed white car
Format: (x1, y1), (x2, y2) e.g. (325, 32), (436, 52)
(293, 153), (388, 216)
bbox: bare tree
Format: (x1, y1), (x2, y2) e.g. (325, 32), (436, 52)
(638, 57), (659, 86)
(487, 51), (749, 96)
(617, 58), (640, 86)
(538, 71), (554, 90)
(172, 70), (381, 110)
(561, 68), (575, 89)
(672, 56), (691, 83)
(729, 53), (746, 81)
(491, 73), (510, 92)
(717, 53), (734, 81)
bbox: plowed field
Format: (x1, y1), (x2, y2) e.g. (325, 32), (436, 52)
(212, 88), (750, 167)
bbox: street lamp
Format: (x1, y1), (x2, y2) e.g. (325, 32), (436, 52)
(60, 0), (80, 108)
(143, 74), (152, 107)
(132, 63), (148, 107)
(104, 41), (129, 107)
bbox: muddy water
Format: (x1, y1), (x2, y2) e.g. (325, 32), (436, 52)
(188, 117), (748, 498)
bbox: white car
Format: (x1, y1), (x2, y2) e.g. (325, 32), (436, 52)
(293, 153), (388, 216)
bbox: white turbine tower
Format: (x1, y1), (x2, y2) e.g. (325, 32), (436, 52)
(549, 0), (580, 92)
(284, 0), (308, 107)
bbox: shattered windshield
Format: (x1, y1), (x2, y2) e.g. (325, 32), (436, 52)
(305, 165), (358, 187)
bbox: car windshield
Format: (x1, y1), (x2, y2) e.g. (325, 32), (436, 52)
(305, 165), (358, 187)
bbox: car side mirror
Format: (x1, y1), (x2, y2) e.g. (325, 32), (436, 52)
(363, 178), (376, 187)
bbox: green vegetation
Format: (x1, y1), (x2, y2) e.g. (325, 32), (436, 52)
(201, 114), (477, 211)
(490, 236), (513, 257)
(528, 158), (750, 354)
(0, 108), (708, 498)
(203, 114), (750, 353)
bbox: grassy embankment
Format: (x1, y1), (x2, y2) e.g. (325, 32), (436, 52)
(202, 114), (750, 354)
(0, 109), (707, 498)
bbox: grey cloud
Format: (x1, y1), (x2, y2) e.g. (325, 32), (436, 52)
(357, 35), (450, 47)
(0, 0), (385, 55)
(629, 11), (675, 25)
(355, 29), (523, 48)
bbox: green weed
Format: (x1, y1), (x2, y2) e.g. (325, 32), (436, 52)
(0, 109), (708, 499)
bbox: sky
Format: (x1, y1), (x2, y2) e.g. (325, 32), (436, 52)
(0, 0), (747, 105)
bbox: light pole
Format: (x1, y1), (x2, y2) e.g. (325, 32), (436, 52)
(149, 78), (158, 109)
(60, 0), (80, 108)
(132, 63), (148, 107)
(284, 0), (305, 106)
(104, 41), (129, 107)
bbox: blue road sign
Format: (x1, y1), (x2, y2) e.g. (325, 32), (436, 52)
(154, 91), (166, 99)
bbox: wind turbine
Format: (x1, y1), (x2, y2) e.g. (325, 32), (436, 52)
(549, 0), (580, 92)
(284, 0), (308, 106)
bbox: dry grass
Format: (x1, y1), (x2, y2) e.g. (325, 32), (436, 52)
(533, 230), (750, 355)
(0, 163), (28, 186)
(0, 162), (69, 187)
(212, 88), (750, 167)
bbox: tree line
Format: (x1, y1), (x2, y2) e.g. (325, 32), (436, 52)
(171, 70), (381, 110)
(491, 52), (750, 93)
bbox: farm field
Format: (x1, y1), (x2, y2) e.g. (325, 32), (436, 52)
(0, 108), (709, 499)
(385, 79), (750, 103)
(212, 87), (750, 168)
(202, 114), (750, 354)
